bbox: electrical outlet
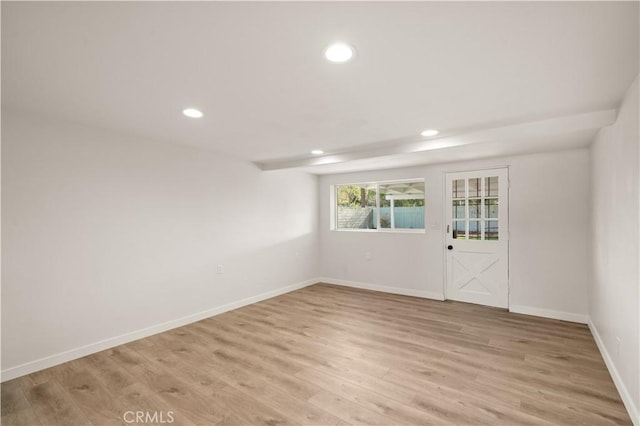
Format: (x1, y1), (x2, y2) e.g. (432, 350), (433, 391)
(216, 264), (224, 274)
(365, 251), (372, 261)
(615, 336), (621, 357)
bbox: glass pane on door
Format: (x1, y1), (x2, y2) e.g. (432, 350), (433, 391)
(484, 199), (498, 218)
(469, 199), (481, 218)
(469, 220), (481, 240)
(485, 176), (498, 197)
(486, 220), (499, 240)
(452, 200), (465, 219)
(452, 179), (465, 199)
(469, 178), (481, 198)
(453, 220), (466, 239)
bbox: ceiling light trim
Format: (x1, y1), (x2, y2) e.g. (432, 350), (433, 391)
(421, 129), (439, 137)
(324, 42), (356, 63)
(182, 108), (203, 118)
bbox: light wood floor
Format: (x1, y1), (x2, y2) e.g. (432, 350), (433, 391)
(1, 284), (632, 425)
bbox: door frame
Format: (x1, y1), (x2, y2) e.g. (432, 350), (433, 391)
(441, 166), (510, 307)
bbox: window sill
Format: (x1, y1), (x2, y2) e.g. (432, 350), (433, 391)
(331, 228), (426, 234)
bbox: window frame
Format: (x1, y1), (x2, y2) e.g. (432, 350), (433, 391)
(330, 178), (426, 234)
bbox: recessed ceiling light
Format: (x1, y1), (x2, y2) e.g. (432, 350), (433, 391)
(182, 108), (203, 118)
(324, 43), (355, 63)
(421, 129), (439, 137)
(311, 149), (324, 155)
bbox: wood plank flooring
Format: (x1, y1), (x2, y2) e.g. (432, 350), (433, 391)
(1, 283), (632, 425)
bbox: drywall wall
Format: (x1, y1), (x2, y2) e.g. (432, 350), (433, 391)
(589, 75), (639, 423)
(319, 149), (590, 322)
(1, 111), (319, 379)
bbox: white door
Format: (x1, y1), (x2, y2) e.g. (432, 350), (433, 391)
(445, 168), (509, 308)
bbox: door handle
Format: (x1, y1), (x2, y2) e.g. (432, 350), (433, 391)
(447, 245), (453, 250)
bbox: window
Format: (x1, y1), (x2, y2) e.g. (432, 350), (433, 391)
(451, 176), (499, 240)
(333, 179), (425, 232)
(335, 184), (377, 229)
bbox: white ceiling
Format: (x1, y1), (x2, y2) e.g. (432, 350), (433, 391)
(3, 2), (638, 173)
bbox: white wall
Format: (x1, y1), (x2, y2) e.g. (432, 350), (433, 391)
(1, 111), (319, 378)
(319, 149), (591, 321)
(589, 75), (639, 423)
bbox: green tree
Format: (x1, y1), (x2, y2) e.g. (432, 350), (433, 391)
(337, 185), (375, 207)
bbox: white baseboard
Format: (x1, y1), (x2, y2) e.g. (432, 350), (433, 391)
(321, 281), (587, 325)
(588, 319), (639, 426)
(9, 277), (635, 426)
(0, 278), (318, 383)
(318, 277), (445, 301)
(509, 304), (588, 324)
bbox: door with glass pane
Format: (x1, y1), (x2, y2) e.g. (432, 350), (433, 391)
(445, 168), (509, 308)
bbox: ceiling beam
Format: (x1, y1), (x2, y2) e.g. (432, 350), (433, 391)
(255, 109), (616, 171)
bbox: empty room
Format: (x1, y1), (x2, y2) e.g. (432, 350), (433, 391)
(1, 1), (639, 425)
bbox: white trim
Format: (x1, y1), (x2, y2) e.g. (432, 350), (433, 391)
(509, 304), (588, 324)
(329, 184), (336, 230)
(375, 182), (381, 229)
(443, 164), (512, 175)
(332, 228), (425, 234)
(319, 277), (445, 301)
(442, 170), (448, 301)
(332, 177), (426, 187)
(0, 278), (318, 382)
(589, 319), (639, 426)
